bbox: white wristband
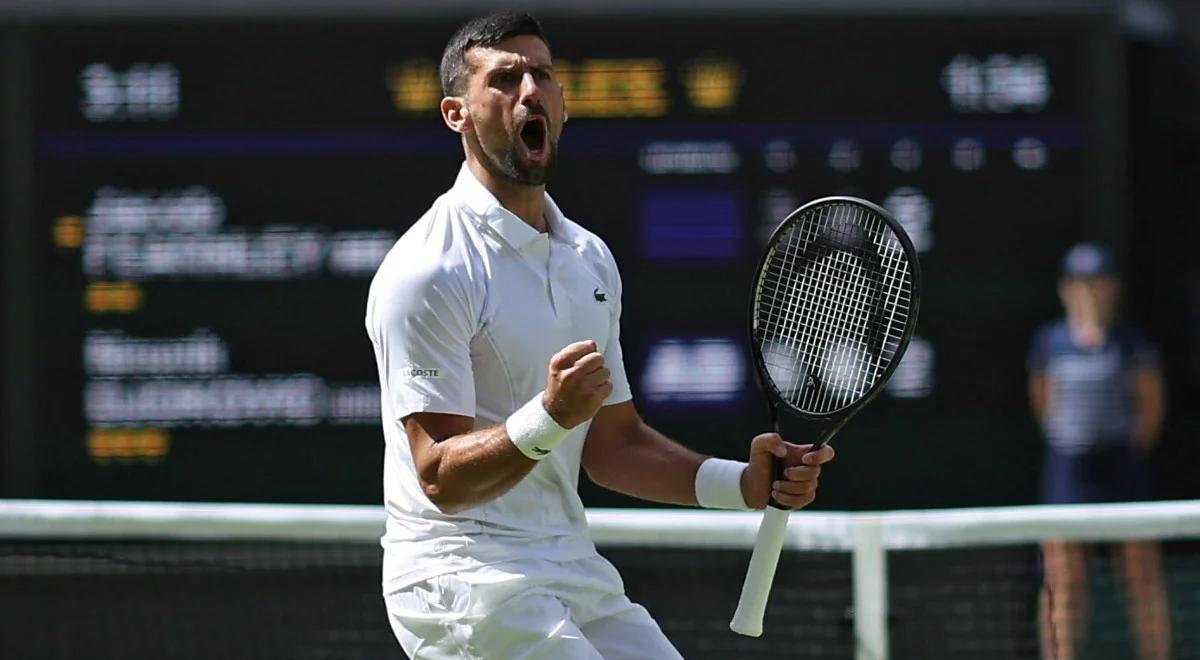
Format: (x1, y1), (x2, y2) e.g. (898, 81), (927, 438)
(505, 391), (571, 461)
(695, 457), (752, 510)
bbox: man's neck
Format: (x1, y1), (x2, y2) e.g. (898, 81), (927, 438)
(466, 157), (547, 233)
(1067, 315), (1109, 348)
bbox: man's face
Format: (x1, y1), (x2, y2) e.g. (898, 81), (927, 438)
(1059, 274), (1120, 325)
(460, 35), (565, 186)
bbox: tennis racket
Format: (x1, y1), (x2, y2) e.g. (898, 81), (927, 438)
(729, 196), (922, 637)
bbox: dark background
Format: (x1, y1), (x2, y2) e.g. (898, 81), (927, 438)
(1, 0), (1197, 510)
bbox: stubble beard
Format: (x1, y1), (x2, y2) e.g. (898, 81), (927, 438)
(473, 130), (557, 187)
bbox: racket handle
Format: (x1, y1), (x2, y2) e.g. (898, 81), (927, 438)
(729, 505), (791, 637)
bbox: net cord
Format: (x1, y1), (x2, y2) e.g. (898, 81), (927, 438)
(3, 499), (1199, 548)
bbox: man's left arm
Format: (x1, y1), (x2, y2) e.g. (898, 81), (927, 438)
(581, 400), (834, 509)
(1129, 330), (1167, 452)
(1131, 366), (1166, 451)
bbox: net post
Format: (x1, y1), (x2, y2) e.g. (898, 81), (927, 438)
(853, 514), (888, 660)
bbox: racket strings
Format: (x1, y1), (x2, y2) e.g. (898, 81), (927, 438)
(789, 225), (874, 408)
(801, 206), (889, 409)
(756, 203), (914, 414)
(758, 222), (912, 336)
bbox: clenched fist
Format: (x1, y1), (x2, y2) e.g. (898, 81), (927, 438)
(543, 340), (612, 429)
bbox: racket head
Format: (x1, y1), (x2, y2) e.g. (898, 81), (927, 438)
(749, 196), (922, 422)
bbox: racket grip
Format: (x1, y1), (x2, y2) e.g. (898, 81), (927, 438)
(729, 505), (791, 637)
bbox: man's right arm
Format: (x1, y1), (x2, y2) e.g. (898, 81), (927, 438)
(404, 413), (534, 515)
(406, 340), (612, 515)
(1028, 329), (1050, 423)
(1029, 370), (1049, 423)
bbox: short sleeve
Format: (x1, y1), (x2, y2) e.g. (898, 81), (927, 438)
(1027, 324), (1050, 374)
(1126, 326), (1161, 372)
(601, 255), (633, 407)
(369, 260), (478, 421)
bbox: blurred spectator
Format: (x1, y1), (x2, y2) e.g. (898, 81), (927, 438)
(1028, 242), (1171, 660)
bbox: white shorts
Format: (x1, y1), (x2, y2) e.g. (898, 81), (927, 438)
(383, 554), (684, 660)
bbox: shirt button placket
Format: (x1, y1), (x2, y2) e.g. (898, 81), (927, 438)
(548, 241), (572, 328)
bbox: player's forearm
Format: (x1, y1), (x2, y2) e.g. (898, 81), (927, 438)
(586, 421), (706, 506)
(416, 424), (536, 515)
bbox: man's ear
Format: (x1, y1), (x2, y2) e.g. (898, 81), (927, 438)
(441, 96), (471, 134)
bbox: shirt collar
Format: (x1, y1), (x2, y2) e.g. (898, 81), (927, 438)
(452, 162), (577, 250)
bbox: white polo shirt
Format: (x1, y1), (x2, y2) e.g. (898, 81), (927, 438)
(366, 163), (632, 592)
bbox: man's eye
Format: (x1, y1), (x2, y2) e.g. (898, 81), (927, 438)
(493, 71), (519, 85)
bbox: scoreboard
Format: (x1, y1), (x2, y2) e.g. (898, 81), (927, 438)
(3, 5), (1125, 507)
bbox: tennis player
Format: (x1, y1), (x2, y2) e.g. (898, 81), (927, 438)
(365, 11), (835, 659)
(1029, 243), (1170, 660)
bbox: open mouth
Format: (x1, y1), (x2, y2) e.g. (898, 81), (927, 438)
(520, 117), (548, 157)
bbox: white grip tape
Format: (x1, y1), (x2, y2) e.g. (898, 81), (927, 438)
(505, 391), (570, 461)
(694, 458), (751, 510)
(729, 506), (791, 637)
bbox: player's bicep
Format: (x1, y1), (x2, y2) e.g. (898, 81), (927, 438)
(581, 400), (642, 480)
(1132, 366), (1166, 410)
(1028, 370), (1049, 419)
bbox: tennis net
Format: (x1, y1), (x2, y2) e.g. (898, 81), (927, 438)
(1, 499), (1198, 659)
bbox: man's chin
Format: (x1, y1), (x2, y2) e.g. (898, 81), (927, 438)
(518, 164), (550, 186)
(508, 159), (552, 186)
(512, 147), (554, 183)
(478, 145), (554, 186)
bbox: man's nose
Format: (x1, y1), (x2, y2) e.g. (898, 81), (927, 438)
(519, 72), (542, 105)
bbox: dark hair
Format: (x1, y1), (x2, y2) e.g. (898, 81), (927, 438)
(440, 12), (549, 97)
